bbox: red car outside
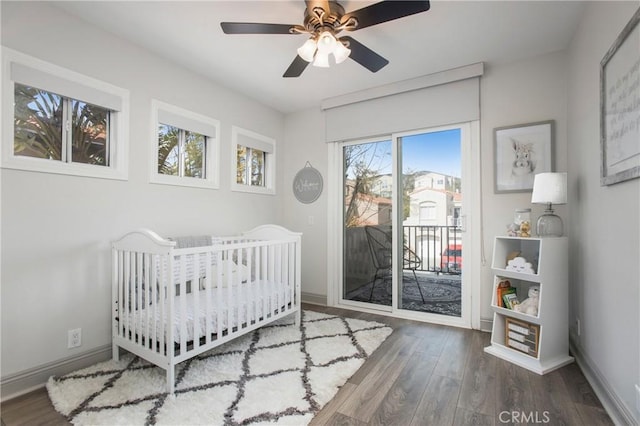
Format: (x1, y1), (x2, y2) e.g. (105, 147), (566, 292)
(441, 244), (462, 272)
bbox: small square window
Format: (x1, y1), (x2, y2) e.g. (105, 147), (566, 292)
(158, 124), (206, 179)
(151, 100), (219, 189)
(236, 145), (265, 187)
(232, 126), (275, 195)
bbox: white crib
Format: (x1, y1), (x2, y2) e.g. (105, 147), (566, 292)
(111, 224), (301, 395)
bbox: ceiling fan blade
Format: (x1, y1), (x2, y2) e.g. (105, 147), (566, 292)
(342, 36), (389, 73)
(221, 22), (296, 34)
(283, 55), (310, 78)
(343, 0), (430, 31)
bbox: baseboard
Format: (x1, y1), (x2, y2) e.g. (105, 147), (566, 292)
(1, 344), (112, 402)
(301, 291), (327, 306)
(569, 335), (638, 426)
(480, 317), (493, 332)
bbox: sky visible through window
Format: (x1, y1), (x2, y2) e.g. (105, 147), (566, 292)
(402, 128), (461, 178)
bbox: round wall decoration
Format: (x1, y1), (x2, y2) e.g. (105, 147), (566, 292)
(293, 162), (323, 204)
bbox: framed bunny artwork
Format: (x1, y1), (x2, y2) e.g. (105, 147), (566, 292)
(494, 120), (555, 193)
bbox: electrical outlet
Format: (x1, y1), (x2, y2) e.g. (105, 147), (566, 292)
(68, 328), (82, 348)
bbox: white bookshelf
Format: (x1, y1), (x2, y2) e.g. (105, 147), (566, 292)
(484, 236), (574, 374)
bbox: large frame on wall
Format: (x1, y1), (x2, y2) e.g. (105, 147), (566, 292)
(494, 120), (555, 193)
(600, 7), (640, 186)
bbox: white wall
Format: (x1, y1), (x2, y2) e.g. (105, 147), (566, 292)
(566, 2), (639, 423)
(282, 108), (328, 303)
(479, 51), (569, 321)
(1, 2), (284, 379)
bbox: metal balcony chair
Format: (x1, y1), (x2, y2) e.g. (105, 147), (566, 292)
(364, 225), (425, 303)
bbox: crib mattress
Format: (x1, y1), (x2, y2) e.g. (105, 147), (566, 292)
(122, 281), (292, 344)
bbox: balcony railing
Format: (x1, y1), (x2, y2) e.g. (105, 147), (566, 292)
(404, 225), (462, 275)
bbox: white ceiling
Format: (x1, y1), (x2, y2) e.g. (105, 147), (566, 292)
(53, 1), (586, 114)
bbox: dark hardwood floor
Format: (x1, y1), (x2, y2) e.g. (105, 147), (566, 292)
(1, 304), (612, 426)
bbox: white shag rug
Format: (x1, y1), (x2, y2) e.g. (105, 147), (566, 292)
(47, 310), (393, 425)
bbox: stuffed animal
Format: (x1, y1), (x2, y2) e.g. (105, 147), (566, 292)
(513, 285), (540, 316)
(519, 221), (531, 237)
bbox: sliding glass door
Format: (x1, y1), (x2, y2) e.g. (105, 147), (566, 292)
(339, 124), (471, 325)
(342, 137), (393, 309)
(396, 129), (463, 317)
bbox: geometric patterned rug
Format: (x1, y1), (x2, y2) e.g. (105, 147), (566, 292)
(46, 310), (393, 425)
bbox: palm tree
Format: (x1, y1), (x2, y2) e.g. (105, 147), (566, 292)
(14, 84), (108, 165)
(14, 85), (63, 160)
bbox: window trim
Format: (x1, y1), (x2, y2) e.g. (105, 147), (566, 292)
(231, 126), (275, 195)
(150, 99), (220, 189)
(2, 47), (129, 180)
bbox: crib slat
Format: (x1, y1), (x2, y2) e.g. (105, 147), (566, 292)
(179, 255), (187, 353)
(237, 247), (244, 328)
(256, 245), (262, 323)
(247, 247), (255, 325)
(144, 253), (151, 349)
(149, 254), (158, 353)
(276, 244), (282, 315)
(136, 253), (144, 348)
(193, 253), (201, 350)
(226, 249), (233, 334)
(123, 252), (131, 340)
(216, 250), (223, 338)
(160, 255), (168, 356)
(287, 243), (297, 309)
(284, 243), (291, 311)
(117, 250), (124, 338)
(204, 251), (212, 345)
(269, 245), (275, 317)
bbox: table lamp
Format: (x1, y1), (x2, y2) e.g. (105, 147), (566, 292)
(531, 172), (567, 237)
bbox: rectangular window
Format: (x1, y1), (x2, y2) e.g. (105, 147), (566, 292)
(3, 48), (128, 180)
(14, 83), (110, 166)
(232, 126), (275, 195)
(151, 100), (219, 189)
(158, 124), (206, 178)
(236, 145), (265, 186)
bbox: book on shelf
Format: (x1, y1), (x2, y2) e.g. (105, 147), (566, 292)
(502, 290), (520, 310)
(496, 280), (511, 308)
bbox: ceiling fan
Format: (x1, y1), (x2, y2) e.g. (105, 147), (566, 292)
(220, 0), (431, 78)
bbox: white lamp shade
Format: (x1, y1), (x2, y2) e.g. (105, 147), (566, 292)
(316, 31), (336, 54)
(313, 52), (330, 68)
(531, 172), (567, 204)
(333, 42), (351, 64)
(297, 38), (317, 62)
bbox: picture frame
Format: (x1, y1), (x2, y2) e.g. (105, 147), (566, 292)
(494, 120), (555, 193)
(600, 7), (640, 186)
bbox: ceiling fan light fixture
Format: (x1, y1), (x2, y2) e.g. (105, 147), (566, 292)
(313, 51), (330, 68)
(316, 31), (337, 54)
(333, 41), (351, 64)
(297, 38), (317, 62)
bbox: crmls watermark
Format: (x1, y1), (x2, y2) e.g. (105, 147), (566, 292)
(498, 411), (551, 424)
